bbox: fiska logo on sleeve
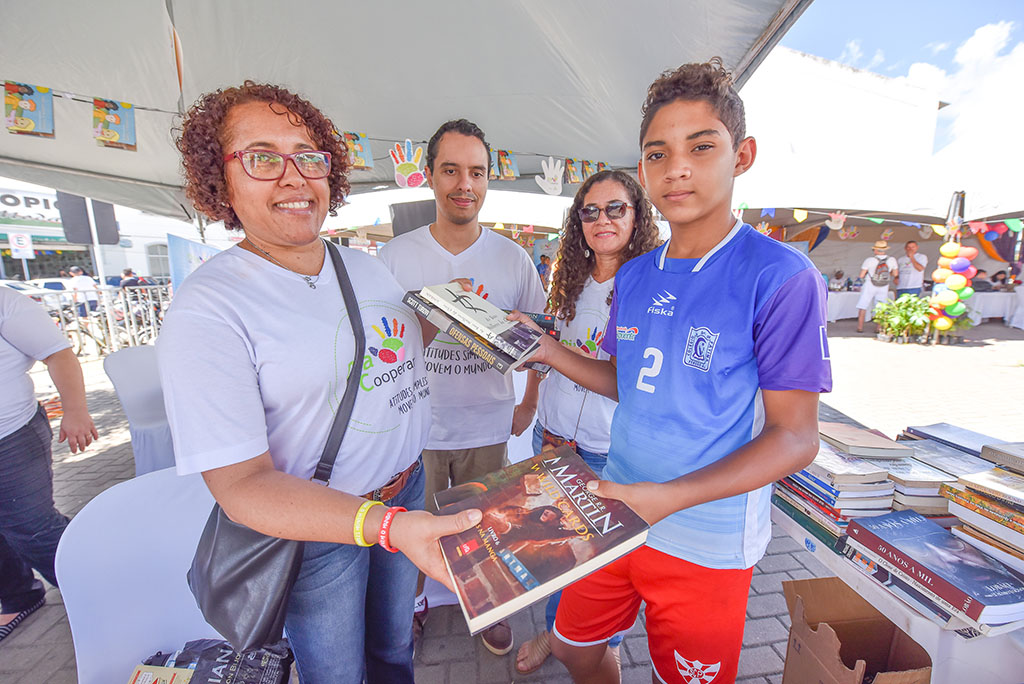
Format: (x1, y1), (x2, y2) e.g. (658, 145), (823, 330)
(647, 290), (676, 316)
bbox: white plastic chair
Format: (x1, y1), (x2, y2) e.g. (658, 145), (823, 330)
(104, 345), (176, 475)
(55, 467), (221, 684)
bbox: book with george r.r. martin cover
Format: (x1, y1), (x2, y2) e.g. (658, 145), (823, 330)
(434, 445), (649, 634)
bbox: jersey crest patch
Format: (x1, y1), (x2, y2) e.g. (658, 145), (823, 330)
(675, 652), (721, 683)
(683, 326), (719, 372)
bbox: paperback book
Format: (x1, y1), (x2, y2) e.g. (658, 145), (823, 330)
(980, 443), (1024, 476)
(819, 421), (912, 458)
(803, 441), (889, 485)
(951, 525), (1024, 578)
(940, 483), (1024, 537)
(958, 468), (1024, 510)
(434, 446), (649, 633)
(846, 510), (1024, 624)
(403, 291), (535, 375)
(905, 423), (1007, 457)
(420, 283), (544, 360)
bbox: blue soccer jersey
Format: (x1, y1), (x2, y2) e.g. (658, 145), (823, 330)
(601, 221), (832, 568)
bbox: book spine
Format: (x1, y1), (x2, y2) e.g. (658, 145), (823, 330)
(940, 484), (1024, 534)
(980, 449), (1024, 475)
(846, 520), (983, 621)
(797, 469), (842, 498)
(963, 481), (1024, 510)
(778, 479), (844, 519)
(404, 292), (513, 374)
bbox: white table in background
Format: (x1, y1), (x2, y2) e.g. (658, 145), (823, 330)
(826, 291), (868, 322)
(966, 292), (1016, 326)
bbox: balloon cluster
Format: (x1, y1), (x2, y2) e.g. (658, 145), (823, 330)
(929, 241), (979, 331)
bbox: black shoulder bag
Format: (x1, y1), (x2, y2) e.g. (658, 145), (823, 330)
(187, 241), (366, 653)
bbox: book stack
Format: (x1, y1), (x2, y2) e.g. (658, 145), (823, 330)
(979, 443), (1024, 474)
(901, 438), (993, 479)
(941, 466), (1024, 578)
(872, 458), (957, 519)
(773, 442), (893, 547)
(819, 421), (913, 459)
(843, 510), (1024, 635)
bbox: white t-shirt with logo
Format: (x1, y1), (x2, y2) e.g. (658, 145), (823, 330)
(0, 287), (70, 439)
(379, 225), (547, 450)
(157, 244), (430, 495)
(536, 276), (617, 454)
(897, 253), (928, 289)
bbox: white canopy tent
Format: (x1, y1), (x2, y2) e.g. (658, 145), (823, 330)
(0, 0), (812, 220)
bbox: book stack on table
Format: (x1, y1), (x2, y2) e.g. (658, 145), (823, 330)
(773, 441), (894, 548)
(838, 510), (1024, 638)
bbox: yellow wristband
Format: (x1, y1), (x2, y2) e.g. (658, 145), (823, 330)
(353, 500), (384, 547)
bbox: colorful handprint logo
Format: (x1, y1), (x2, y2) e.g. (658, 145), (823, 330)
(576, 327), (604, 356)
(390, 139), (426, 188)
(370, 316), (406, 364)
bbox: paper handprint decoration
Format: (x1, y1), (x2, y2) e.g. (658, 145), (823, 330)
(535, 157), (563, 195)
(824, 212), (847, 231)
(390, 139), (426, 188)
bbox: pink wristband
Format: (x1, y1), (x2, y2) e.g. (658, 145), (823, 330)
(378, 506), (407, 553)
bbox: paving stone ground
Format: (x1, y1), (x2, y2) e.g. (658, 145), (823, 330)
(1, 317), (1022, 683)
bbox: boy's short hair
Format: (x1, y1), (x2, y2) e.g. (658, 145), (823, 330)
(639, 57), (745, 150)
(426, 119), (491, 171)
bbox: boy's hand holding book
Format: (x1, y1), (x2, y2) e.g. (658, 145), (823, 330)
(585, 479), (672, 525)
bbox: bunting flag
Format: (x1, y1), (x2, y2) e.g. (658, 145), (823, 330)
(931, 224), (946, 236)
(5, 81), (54, 137)
(760, 208), (775, 218)
(866, 217), (884, 224)
(92, 98), (137, 151)
(810, 225), (830, 251)
(1006, 218), (1023, 233)
(732, 202), (748, 220)
(967, 221), (986, 234)
(342, 131), (374, 170)
(793, 209), (808, 223)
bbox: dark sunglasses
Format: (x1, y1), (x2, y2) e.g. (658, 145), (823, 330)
(223, 149), (332, 180)
(579, 200), (633, 223)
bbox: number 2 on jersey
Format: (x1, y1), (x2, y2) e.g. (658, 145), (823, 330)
(635, 346), (663, 393)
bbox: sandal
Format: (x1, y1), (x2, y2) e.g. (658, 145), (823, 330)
(515, 630), (552, 674)
(0, 596), (45, 643)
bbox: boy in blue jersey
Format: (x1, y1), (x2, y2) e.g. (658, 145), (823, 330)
(514, 59), (832, 684)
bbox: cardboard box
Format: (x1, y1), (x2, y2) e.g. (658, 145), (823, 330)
(782, 577), (932, 684)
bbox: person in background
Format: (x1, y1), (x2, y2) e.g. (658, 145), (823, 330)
(895, 240), (927, 297)
(537, 254), (552, 290)
(515, 169), (661, 675)
(973, 269), (994, 292)
(0, 286), (97, 643)
(991, 270), (1008, 290)
(120, 268), (141, 288)
(856, 241), (896, 333)
(67, 266), (99, 318)
(162, 81), (478, 683)
(378, 119), (547, 657)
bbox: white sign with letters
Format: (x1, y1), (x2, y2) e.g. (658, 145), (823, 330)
(9, 232), (35, 259)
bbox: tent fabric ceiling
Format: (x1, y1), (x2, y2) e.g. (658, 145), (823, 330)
(0, 0), (810, 220)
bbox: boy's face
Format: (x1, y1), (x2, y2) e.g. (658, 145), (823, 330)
(637, 99), (754, 229)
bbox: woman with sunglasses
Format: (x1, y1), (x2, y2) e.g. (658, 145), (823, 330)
(516, 169), (661, 675)
(160, 82), (479, 683)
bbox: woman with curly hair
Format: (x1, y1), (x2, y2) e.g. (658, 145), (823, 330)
(515, 169), (661, 674)
(158, 82), (478, 683)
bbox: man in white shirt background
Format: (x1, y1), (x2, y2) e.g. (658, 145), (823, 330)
(856, 240), (897, 333)
(67, 266), (99, 318)
(896, 240), (927, 297)
(379, 119), (546, 656)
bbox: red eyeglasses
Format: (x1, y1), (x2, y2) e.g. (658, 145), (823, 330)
(223, 149), (332, 180)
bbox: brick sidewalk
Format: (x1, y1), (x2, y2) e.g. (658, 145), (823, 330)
(2, 319), (1022, 683)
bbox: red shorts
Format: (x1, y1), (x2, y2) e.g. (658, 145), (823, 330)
(553, 545), (753, 684)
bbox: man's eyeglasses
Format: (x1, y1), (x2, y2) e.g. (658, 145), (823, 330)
(578, 200), (633, 223)
(223, 149), (332, 181)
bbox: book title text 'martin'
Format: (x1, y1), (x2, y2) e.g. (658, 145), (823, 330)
(537, 455), (624, 538)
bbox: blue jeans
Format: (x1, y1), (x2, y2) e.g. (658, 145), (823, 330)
(896, 288), (921, 297)
(0, 404), (68, 614)
(531, 422), (622, 647)
(284, 460), (424, 684)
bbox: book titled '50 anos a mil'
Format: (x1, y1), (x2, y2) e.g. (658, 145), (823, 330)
(434, 446), (649, 634)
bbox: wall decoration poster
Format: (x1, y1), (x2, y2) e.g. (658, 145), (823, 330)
(5, 82), (54, 137)
(488, 149), (500, 180)
(596, 162), (608, 173)
(562, 158), (582, 184)
(92, 99), (137, 151)
(496, 150), (519, 180)
(579, 160), (596, 180)
(343, 131), (373, 169)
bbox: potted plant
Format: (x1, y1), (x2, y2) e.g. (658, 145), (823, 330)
(950, 312), (974, 344)
(872, 299), (895, 341)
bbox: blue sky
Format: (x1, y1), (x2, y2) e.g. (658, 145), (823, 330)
(782, 0), (1022, 77)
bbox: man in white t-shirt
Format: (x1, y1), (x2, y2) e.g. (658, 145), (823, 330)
(857, 240), (897, 333)
(379, 119), (546, 656)
(67, 266), (99, 317)
(896, 240), (928, 297)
